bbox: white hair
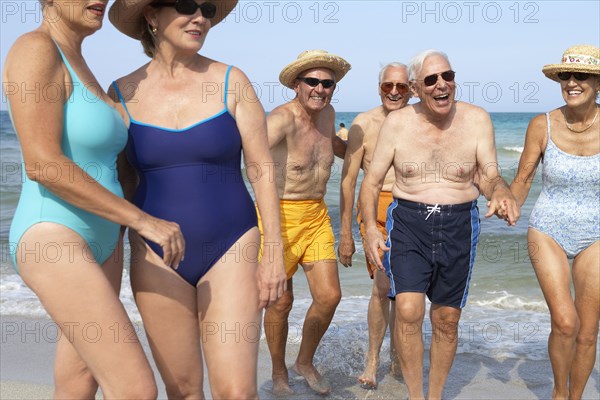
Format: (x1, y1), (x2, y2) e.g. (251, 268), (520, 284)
(408, 50), (451, 81)
(378, 62), (408, 83)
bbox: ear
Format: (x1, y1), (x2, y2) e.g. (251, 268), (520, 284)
(409, 81), (420, 98)
(143, 4), (159, 29)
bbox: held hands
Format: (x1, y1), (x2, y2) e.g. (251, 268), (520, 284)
(132, 213), (186, 269)
(257, 241), (287, 309)
(364, 227), (389, 272)
(337, 234), (356, 268)
(485, 187), (520, 226)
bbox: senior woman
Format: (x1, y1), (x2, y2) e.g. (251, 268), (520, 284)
(3, 0), (185, 398)
(108, 0), (287, 398)
(509, 45), (599, 400)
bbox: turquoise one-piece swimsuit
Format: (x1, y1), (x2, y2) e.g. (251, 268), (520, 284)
(8, 42), (127, 270)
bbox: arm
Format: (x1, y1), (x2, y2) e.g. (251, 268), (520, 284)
(332, 134), (348, 159)
(510, 114), (545, 206)
(358, 115), (396, 270)
(4, 34), (184, 268)
(338, 118), (367, 267)
(474, 110), (519, 225)
(229, 67), (286, 308)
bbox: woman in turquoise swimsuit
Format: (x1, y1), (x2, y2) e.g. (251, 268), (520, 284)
(510, 45), (599, 400)
(3, 0), (184, 398)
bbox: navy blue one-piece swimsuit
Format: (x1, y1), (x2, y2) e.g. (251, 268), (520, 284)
(113, 66), (257, 286)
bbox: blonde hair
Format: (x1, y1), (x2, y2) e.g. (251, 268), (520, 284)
(140, 24), (156, 58)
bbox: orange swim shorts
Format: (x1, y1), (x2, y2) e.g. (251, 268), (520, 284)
(357, 191), (393, 279)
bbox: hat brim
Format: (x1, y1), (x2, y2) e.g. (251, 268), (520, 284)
(279, 56), (351, 89)
(542, 63), (600, 82)
(109, 0), (238, 40)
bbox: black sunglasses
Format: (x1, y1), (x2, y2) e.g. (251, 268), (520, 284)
(421, 70), (456, 87)
(153, 0), (217, 18)
(296, 77), (336, 89)
(380, 82), (410, 95)
(557, 72), (591, 81)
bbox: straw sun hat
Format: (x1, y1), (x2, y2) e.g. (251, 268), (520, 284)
(279, 50), (351, 89)
(542, 44), (600, 82)
(109, 0), (238, 40)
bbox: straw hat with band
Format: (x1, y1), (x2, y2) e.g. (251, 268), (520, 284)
(542, 44), (600, 82)
(109, 0), (238, 40)
(279, 50), (351, 89)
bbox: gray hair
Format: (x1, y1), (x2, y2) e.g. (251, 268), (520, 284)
(378, 62), (408, 83)
(408, 50), (451, 81)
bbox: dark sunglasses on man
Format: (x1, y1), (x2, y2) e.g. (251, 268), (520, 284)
(380, 82), (410, 95)
(153, 0), (217, 18)
(296, 77), (336, 89)
(419, 70), (456, 87)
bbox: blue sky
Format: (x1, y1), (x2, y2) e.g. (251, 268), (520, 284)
(1, 1), (599, 112)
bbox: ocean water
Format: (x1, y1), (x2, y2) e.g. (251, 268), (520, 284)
(0, 110), (553, 364)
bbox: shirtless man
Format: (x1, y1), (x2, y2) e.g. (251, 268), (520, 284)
(336, 123), (349, 141)
(339, 62), (411, 389)
(360, 50), (518, 399)
(260, 50), (350, 395)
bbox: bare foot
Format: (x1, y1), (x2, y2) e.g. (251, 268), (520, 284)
(358, 362), (378, 389)
(293, 362), (331, 394)
(272, 373), (294, 396)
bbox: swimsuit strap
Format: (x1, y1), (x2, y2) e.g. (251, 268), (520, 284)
(111, 81), (132, 120)
(224, 65), (233, 112)
(545, 112), (551, 142)
(51, 39), (81, 86)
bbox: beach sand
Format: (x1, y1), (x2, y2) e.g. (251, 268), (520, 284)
(1, 315), (599, 400)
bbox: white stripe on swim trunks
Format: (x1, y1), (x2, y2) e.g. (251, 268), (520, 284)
(426, 204), (441, 220)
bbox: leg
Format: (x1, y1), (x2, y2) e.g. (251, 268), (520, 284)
(54, 238), (125, 399)
(427, 305), (462, 400)
(528, 229), (578, 400)
(294, 260), (341, 394)
(358, 268), (392, 389)
(394, 292), (427, 400)
(264, 278), (295, 395)
(129, 232), (204, 399)
(17, 224), (157, 400)
(199, 228), (262, 399)
(569, 241), (600, 400)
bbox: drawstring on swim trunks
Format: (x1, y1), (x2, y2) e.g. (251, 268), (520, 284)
(425, 204), (441, 220)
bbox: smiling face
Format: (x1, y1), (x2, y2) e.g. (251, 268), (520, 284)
(293, 67), (336, 114)
(412, 54), (456, 118)
(560, 72), (600, 108)
(145, 1), (212, 54)
(379, 66), (410, 113)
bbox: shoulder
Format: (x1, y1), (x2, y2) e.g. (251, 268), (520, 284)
(456, 101), (491, 123)
(5, 31), (62, 77)
(386, 104), (415, 125)
(268, 103), (295, 125)
(527, 112), (549, 138)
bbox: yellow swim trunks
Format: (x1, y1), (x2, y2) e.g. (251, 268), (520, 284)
(257, 199), (337, 279)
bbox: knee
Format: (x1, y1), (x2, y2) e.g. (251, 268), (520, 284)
(126, 383), (158, 400)
(54, 370), (98, 399)
(314, 287), (341, 311)
(552, 314), (579, 338)
(212, 385), (257, 400)
(164, 378), (201, 400)
(270, 290), (294, 314)
(576, 330), (599, 347)
(395, 303), (424, 324)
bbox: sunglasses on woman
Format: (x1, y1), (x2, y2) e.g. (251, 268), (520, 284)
(380, 82), (410, 95)
(557, 72), (591, 81)
(420, 70), (456, 87)
(153, 0), (217, 18)
(296, 77), (336, 89)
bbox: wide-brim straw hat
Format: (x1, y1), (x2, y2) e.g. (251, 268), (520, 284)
(542, 44), (600, 82)
(109, 0), (238, 40)
(279, 50), (351, 89)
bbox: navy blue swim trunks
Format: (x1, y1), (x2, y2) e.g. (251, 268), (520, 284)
(383, 198), (480, 308)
